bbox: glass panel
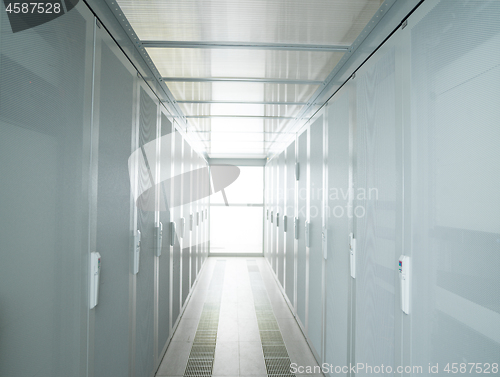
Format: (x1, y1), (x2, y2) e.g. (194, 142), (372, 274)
(209, 166), (264, 254)
(210, 132), (264, 143)
(168, 81), (319, 102)
(208, 118), (264, 134)
(148, 48), (344, 81)
(210, 141), (265, 154)
(179, 103), (304, 118)
(210, 206), (263, 253)
(212, 166), (264, 205)
(209, 152), (268, 159)
(209, 103), (265, 116)
(118, 0), (384, 45)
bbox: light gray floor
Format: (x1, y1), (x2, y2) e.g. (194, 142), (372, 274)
(156, 257), (322, 377)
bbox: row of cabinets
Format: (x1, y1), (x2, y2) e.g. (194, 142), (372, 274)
(264, 0), (500, 374)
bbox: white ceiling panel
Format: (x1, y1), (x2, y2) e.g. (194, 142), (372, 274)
(115, 0), (386, 158)
(178, 103), (304, 118)
(118, 0), (384, 45)
(147, 48), (344, 81)
(168, 81), (320, 103)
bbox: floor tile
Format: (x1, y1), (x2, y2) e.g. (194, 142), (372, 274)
(212, 341), (239, 376)
(278, 317), (306, 344)
(286, 340), (320, 370)
(171, 318), (198, 342)
(238, 317), (260, 341)
(182, 300), (204, 319)
(239, 341), (267, 375)
(157, 257), (322, 377)
(156, 341), (192, 376)
(217, 317), (239, 341)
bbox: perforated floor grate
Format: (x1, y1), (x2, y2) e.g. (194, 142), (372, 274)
(247, 261), (296, 377)
(183, 261), (225, 377)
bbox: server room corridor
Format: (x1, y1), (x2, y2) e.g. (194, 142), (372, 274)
(156, 258), (320, 377)
(1, 0), (500, 377)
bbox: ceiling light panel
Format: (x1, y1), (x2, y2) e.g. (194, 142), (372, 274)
(211, 103), (265, 116)
(210, 118), (264, 133)
(209, 153), (268, 159)
(264, 118), (294, 134)
(210, 132), (264, 143)
(185, 116), (211, 131)
(210, 141), (264, 153)
(168, 82), (319, 103)
(147, 48), (344, 81)
(117, 0), (384, 45)
(178, 103), (304, 118)
(167, 81), (213, 101)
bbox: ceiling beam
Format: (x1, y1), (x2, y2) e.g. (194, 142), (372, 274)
(193, 131), (294, 134)
(142, 40), (350, 52)
(175, 100), (307, 105)
(183, 115), (296, 119)
(162, 77), (323, 85)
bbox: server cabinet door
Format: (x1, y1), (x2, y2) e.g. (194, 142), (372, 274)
(266, 162), (272, 263)
(134, 82), (159, 377)
(264, 164), (270, 260)
(191, 156), (198, 287)
(93, 24), (136, 377)
(271, 158), (278, 272)
(158, 111), (173, 359)
(285, 142), (296, 307)
(296, 131), (308, 327)
(181, 141), (192, 306)
(172, 130), (183, 326)
(324, 91), (351, 373)
(278, 151), (286, 287)
(307, 114), (324, 359)
(354, 46), (400, 375)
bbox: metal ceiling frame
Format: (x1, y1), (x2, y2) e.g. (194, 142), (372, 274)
(162, 77), (323, 85)
(207, 158), (267, 166)
(267, 0), (424, 155)
(142, 40), (350, 52)
(84, 0), (210, 157)
(194, 131), (295, 134)
(207, 140), (286, 144)
(96, 0), (420, 159)
(176, 101), (307, 105)
(183, 115), (296, 119)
